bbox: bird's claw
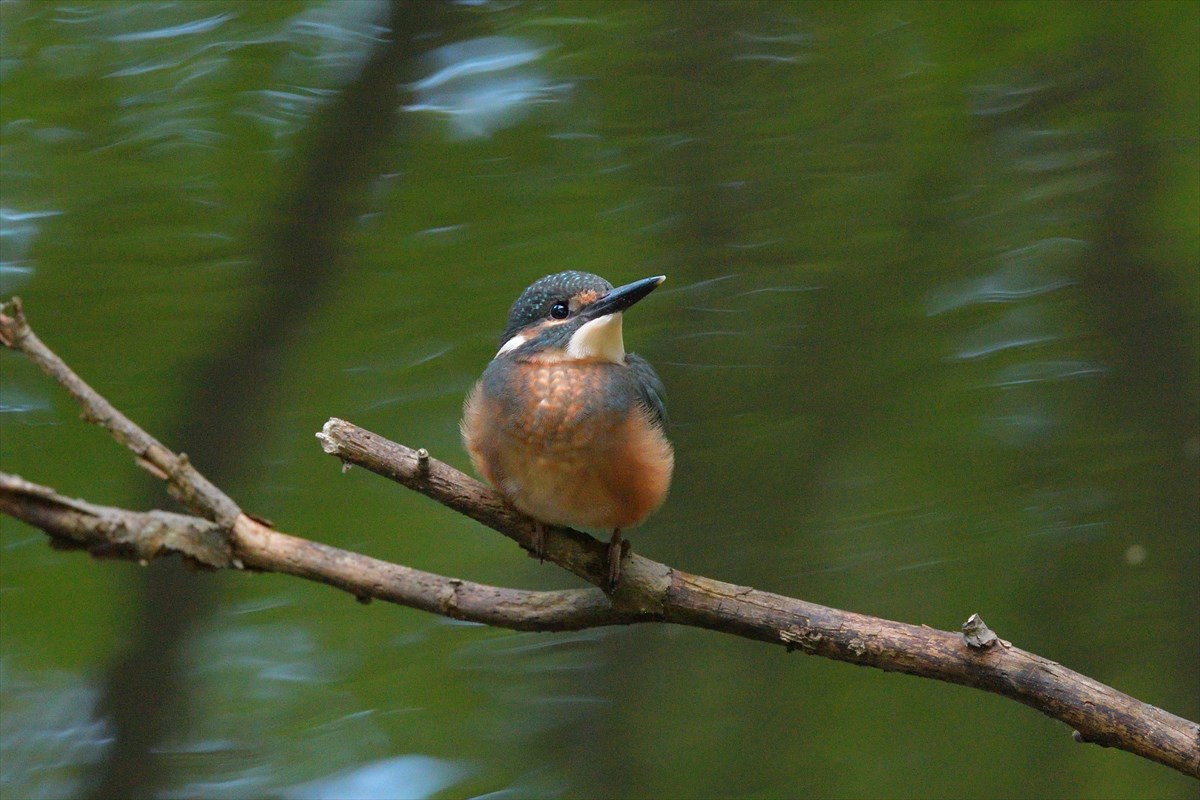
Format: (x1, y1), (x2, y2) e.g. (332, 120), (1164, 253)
(607, 529), (623, 590)
(532, 522), (545, 563)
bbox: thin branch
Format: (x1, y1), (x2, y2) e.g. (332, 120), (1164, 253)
(0, 473), (634, 632)
(3, 296), (1198, 779)
(316, 419), (622, 593)
(0, 297), (241, 527)
(0, 473), (232, 568)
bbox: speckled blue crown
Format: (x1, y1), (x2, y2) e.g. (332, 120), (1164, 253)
(499, 271), (613, 345)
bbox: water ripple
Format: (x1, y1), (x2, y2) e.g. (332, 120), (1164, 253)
(926, 238), (1085, 315)
(108, 12), (236, 43)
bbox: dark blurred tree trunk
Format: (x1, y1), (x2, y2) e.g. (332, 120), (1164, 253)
(85, 2), (453, 797)
(1078, 2), (1200, 720)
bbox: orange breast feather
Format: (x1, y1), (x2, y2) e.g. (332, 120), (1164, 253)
(461, 359), (672, 530)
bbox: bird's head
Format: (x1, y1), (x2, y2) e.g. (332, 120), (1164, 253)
(495, 271), (665, 363)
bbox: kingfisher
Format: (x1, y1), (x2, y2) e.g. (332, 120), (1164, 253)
(461, 271), (674, 588)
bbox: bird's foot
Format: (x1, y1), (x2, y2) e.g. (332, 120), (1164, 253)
(531, 521), (546, 563)
(607, 528), (623, 590)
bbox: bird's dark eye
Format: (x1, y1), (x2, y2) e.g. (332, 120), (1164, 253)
(550, 301), (570, 319)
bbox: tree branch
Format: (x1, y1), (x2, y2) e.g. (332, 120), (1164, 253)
(0, 297), (241, 527)
(0, 472), (635, 632)
(316, 418), (1200, 778)
(3, 297), (1198, 779)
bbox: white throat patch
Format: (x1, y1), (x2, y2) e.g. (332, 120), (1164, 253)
(566, 313), (625, 363)
(495, 333), (528, 357)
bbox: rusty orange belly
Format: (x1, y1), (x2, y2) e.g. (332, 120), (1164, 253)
(461, 359), (673, 530)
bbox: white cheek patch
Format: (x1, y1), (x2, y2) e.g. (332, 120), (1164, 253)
(566, 313), (625, 363)
(495, 334), (527, 357)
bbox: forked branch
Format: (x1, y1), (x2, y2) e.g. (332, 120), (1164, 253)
(2, 297), (1197, 779)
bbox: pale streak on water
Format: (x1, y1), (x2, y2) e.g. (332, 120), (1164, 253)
(343, 345), (456, 375)
(0, 208), (61, 292)
(108, 13), (236, 42)
(282, 754), (470, 800)
(952, 307), (1061, 360)
(925, 238), (1086, 316)
(731, 54), (808, 64)
(667, 330), (748, 341)
(736, 284), (820, 296)
(0, 663), (109, 800)
(655, 273), (742, 297)
(405, 37), (567, 140)
(987, 360), (1106, 388)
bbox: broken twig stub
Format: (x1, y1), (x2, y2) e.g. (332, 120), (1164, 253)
(962, 613), (999, 649)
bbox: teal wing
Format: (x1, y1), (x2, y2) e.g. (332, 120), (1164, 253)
(625, 352), (668, 428)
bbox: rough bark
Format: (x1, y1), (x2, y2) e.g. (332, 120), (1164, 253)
(3, 297), (1198, 779)
(316, 418), (1200, 778)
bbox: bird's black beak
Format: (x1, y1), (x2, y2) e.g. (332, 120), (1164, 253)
(582, 275), (665, 320)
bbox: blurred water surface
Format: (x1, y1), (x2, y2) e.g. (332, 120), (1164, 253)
(1, 2), (1196, 798)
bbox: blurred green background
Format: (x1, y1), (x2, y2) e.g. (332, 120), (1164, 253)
(1, 1), (1197, 798)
